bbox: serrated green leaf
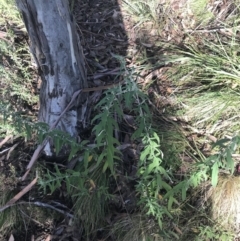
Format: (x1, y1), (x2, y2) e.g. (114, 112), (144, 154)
(158, 218), (163, 230)
(97, 152), (106, 167)
(161, 181), (172, 191)
(168, 196), (174, 210)
(146, 158), (160, 175)
(38, 131), (44, 143)
(153, 132), (160, 144)
(80, 140), (89, 146)
(156, 174), (162, 187)
(169, 231), (179, 240)
(182, 187), (186, 201)
(83, 150), (89, 171)
(140, 146), (151, 162)
(124, 91), (132, 108)
(132, 123), (144, 139)
(91, 113), (103, 123)
(92, 124), (103, 135)
(212, 138), (230, 149)
(102, 160), (109, 173)
(68, 144), (79, 161)
(211, 162), (219, 187)
(96, 132), (105, 147)
(113, 101), (123, 118)
(157, 166), (167, 176)
(25, 122), (32, 140)
(226, 149), (234, 174)
(54, 135), (61, 155)
(66, 177), (70, 193)
(49, 183), (55, 194)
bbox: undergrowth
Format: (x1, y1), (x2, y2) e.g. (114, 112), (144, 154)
(1, 0), (240, 240)
(166, 32), (240, 138)
(37, 60), (180, 239)
(37, 57), (240, 240)
(0, 0), (37, 140)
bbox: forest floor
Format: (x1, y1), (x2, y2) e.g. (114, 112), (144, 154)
(1, 0), (240, 240)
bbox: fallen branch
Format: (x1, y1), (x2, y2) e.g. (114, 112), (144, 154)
(7, 200), (74, 218)
(0, 135), (12, 148)
(0, 176), (38, 212)
(87, 67), (120, 80)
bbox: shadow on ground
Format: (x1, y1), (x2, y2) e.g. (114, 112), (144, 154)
(74, 0), (128, 81)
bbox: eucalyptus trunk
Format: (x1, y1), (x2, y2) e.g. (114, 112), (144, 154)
(16, 0), (88, 156)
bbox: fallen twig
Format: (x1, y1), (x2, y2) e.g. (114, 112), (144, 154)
(0, 176), (38, 212)
(0, 147), (11, 155)
(30, 201), (74, 218)
(0, 197), (74, 218)
(185, 26), (240, 37)
(6, 143), (19, 160)
(0, 135), (12, 148)
(87, 67), (120, 80)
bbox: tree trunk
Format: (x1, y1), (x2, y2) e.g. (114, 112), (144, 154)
(16, 0), (88, 156)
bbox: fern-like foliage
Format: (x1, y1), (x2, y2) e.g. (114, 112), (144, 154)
(91, 57), (152, 174)
(197, 135), (240, 187)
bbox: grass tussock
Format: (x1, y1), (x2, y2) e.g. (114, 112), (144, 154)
(0, 192), (18, 239)
(208, 175), (240, 229)
(71, 164), (111, 239)
(165, 33), (240, 139)
(109, 213), (165, 241)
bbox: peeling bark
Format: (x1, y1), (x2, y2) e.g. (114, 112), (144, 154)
(16, 0), (88, 156)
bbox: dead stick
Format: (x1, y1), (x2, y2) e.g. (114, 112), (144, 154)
(0, 135), (12, 148)
(0, 176), (38, 212)
(2, 200), (74, 218)
(82, 80), (124, 92)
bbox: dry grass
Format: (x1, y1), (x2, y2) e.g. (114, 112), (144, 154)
(207, 175), (240, 231)
(109, 213), (166, 241)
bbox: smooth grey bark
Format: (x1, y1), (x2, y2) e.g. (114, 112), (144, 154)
(16, 0), (88, 156)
